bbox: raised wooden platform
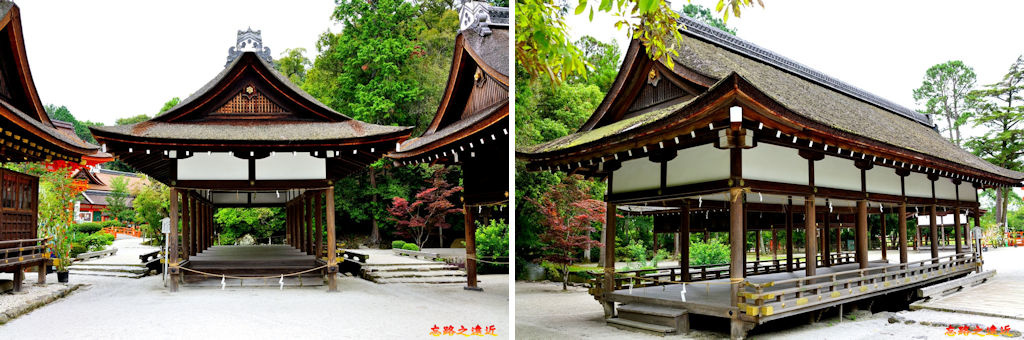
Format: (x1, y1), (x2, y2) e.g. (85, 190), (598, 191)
(599, 254), (980, 337)
(183, 245), (320, 283)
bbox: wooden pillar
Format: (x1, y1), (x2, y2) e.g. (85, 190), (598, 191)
(930, 204), (939, 263)
(316, 193), (324, 259)
(881, 212), (887, 261)
(169, 188), (180, 292)
(601, 173), (616, 317)
(954, 201), (962, 254)
(181, 191), (191, 259)
(464, 204), (480, 291)
(729, 187), (745, 306)
(37, 257), (45, 284)
(823, 200), (831, 267)
(680, 203), (690, 282)
(856, 200), (868, 269)
(326, 187), (337, 292)
(704, 230), (709, 242)
(674, 232), (681, 259)
(899, 202), (908, 264)
(755, 229), (761, 263)
(805, 196), (817, 277)
(785, 197), (794, 271)
(652, 233), (659, 254)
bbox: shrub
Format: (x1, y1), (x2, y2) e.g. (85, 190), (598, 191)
(70, 243), (87, 258)
(74, 222), (103, 234)
(82, 231), (115, 251)
(402, 243), (420, 251)
(690, 239), (730, 266)
(100, 220), (124, 228)
(391, 240), (407, 249)
(475, 219), (509, 274)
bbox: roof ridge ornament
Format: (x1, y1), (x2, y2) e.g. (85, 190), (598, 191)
(460, 1), (508, 36)
(226, 27), (273, 67)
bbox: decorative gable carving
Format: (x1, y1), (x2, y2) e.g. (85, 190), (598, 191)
(214, 84), (285, 114)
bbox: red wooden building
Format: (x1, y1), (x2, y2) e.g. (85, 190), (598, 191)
(0, 3), (108, 291)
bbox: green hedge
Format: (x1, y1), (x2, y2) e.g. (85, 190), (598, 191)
(391, 240), (407, 249)
(401, 243), (420, 251)
(100, 220), (124, 228)
(74, 222), (103, 234)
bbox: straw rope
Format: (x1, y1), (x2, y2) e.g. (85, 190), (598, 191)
(177, 264), (329, 280)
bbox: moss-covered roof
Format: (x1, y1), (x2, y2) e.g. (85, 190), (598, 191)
(517, 98), (696, 154)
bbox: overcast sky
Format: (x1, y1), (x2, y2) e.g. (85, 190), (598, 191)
(566, 0), (1024, 139)
(18, 0), (339, 125)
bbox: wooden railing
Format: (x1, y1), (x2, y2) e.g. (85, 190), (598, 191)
(101, 226), (141, 238)
(0, 237), (49, 268)
(738, 253), (979, 318)
(605, 253), (856, 290)
(318, 242), (369, 263)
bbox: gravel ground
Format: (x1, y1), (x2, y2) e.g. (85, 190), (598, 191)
(516, 247), (1023, 339)
(0, 282), (82, 323)
(0, 272), (509, 339)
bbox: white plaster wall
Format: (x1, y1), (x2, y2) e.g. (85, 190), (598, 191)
(177, 152), (248, 180)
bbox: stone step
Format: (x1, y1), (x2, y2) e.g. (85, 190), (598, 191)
(605, 317), (676, 336)
(618, 304), (687, 318)
(71, 262), (147, 268)
(68, 269), (145, 278)
(373, 276), (473, 284)
(367, 270), (467, 279)
(183, 276), (324, 287)
(68, 265), (148, 274)
(362, 264), (457, 272)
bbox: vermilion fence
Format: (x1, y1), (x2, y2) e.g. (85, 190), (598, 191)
(101, 226), (141, 238)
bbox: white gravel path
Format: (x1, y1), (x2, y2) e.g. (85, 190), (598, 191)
(0, 272), (509, 339)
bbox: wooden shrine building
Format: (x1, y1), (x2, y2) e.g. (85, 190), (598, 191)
(92, 29), (412, 292)
(388, 2), (508, 291)
(0, 2), (109, 291)
(517, 15), (1023, 339)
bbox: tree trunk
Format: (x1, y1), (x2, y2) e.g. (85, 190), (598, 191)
(562, 263), (569, 290)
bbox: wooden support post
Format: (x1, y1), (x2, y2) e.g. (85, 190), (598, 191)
(786, 197), (794, 271)
(464, 204), (481, 291)
(755, 228), (761, 263)
(37, 258), (45, 284)
(856, 200), (868, 269)
(954, 202), (962, 254)
(602, 185), (616, 317)
(680, 203), (690, 282)
(823, 202), (831, 267)
(316, 193), (323, 259)
(326, 187), (337, 292)
(182, 191), (191, 259)
(899, 203), (908, 264)
(881, 211), (887, 261)
(653, 232), (659, 254)
(729, 187), (744, 307)
(805, 195), (817, 277)
(930, 204), (939, 263)
(12, 265), (22, 292)
(169, 188), (180, 292)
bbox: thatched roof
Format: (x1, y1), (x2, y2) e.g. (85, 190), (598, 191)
(518, 16), (1024, 182)
(94, 120), (407, 143)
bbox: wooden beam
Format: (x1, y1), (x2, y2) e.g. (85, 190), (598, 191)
(881, 211), (887, 261)
(729, 187), (744, 307)
(805, 195), (817, 278)
(899, 202), (908, 264)
(786, 197), (794, 271)
(602, 173), (616, 318)
(315, 192), (323, 259)
(680, 202), (690, 282)
(954, 192), (962, 254)
(182, 191), (191, 259)
(930, 204), (939, 264)
(823, 199), (831, 267)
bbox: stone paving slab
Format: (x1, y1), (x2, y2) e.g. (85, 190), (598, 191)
(912, 278), (1024, 320)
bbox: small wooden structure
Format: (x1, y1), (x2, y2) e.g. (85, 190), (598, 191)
(388, 2), (509, 290)
(92, 29), (412, 292)
(0, 2), (110, 291)
(518, 16), (1022, 338)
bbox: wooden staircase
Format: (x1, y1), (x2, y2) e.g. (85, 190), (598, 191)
(183, 245), (321, 284)
(606, 303), (689, 336)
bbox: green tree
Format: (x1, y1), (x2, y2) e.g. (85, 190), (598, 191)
(159, 97), (180, 114)
(516, 0), (760, 83)
(44, 104), (99, 144)
(104, 176), (133, 223)
(274, 48), (312, 86)
(571, 36), (622, 92)
(132, 175), (169, 242)
(913, 61), (978, 147)
(214, 208), (285, 244)
(304, 0), (424, 127)
(116, 114), (151, 126)
(965, 55), (1024, 233)
(680, 3), (736, 34)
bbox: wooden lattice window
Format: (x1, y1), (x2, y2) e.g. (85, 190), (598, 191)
(215, 84), (285, 114)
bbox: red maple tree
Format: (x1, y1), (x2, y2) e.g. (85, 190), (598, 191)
(387, 166), (463, 248)
(528, 175), (606, 290)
